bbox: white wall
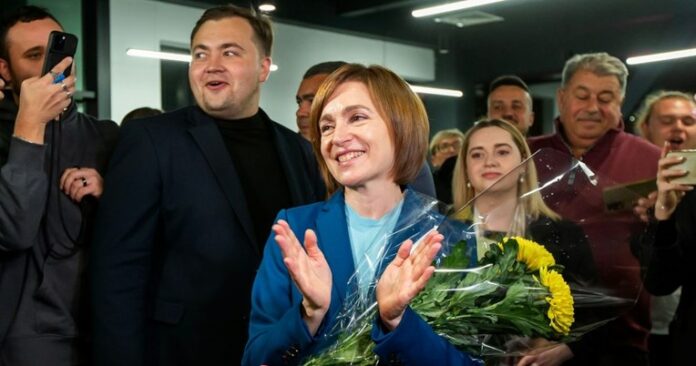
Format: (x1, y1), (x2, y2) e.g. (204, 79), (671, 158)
(110, 0), (435, 129)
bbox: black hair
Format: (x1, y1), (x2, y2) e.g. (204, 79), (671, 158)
(489, 74), (529, 94)
(302, 61), (347, 80)
(0, 6), (62, 61)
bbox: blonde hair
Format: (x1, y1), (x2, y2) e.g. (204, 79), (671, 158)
(429, 128), (465, 156)
(309, 64), (429, 196)
(635, 90), (695, 137)
(452, 119), (559, 221)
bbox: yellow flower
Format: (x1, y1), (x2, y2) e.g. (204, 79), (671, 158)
(500, 237), (555, 271)
(538, 266), (574, 335)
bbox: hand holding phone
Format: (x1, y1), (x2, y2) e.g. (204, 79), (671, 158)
(41, 31), (78, 80)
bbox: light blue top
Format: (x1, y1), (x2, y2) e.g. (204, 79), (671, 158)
(345, 199), (404, 296)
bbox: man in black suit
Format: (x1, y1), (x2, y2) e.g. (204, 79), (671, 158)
(90, 5), (324, 365)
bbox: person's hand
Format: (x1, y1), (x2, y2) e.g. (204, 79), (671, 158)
(634, 190), (657, 223)
(376, 230), (443, 331)
(60, 167), (104, 202)
(516, 341), (573, 366)
(13, 57), (75, 144)
(273, 220), (332, 336)
(0, 78), (5, 101)
(655, 142), (693, 220)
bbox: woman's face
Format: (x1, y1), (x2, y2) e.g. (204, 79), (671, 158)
(465, 126), (523, 194)
(318, 81), (395, 190)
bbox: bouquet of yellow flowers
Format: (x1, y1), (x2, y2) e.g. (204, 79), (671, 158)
(304, 236), (574, 365)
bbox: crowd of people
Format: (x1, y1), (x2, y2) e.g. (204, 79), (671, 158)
(1, 3), (694, 366)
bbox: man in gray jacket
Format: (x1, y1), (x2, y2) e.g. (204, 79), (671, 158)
(0, 6), (118, 365)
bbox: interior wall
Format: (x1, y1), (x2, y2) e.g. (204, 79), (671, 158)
(109, 0), (437, 129)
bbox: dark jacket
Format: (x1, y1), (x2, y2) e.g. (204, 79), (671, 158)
(0, 100), (118, 365)
(90, 106), (325, 366)
(641, 190), (696, 365)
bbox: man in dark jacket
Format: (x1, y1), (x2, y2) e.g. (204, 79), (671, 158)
(0, 6), (118, 365)
(90, 5), (325, 366)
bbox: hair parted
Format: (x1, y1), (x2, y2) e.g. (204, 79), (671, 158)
(452, 118), (559, 221)
(309, 63), (429, 196)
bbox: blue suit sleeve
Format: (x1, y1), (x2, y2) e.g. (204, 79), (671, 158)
(371, 307), (482, 366)
(243, 210), (334, 366)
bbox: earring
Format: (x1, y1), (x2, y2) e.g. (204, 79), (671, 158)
(519, 176), (525, 183)
(466, 182), (471, 188)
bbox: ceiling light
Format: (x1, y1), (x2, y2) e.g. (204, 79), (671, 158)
(126, 48), (278, 71)
(412, 0), (507, 18)
(258, 1), (276, 13)
(409, 85), (463, 97)
(126, 48), (191, 62)
(626, 47), (696, 65)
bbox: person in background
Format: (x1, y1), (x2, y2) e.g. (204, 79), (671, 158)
(243, 63), (479, 366)
(120, 106), (162, 127)
(487, 75), (535, 135)
(528, 52), (659, 366)
(430, 128), (464, 203)
(633, 89), (696, 366)
(296, 60), (436, 197)
(90, 5), (324, 365)
(452, 118), (597, 366)
(0, 6), (118, 365)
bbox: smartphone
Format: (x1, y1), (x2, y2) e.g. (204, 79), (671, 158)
(666, 149), (696, 185)
(41, 31), (78, 79)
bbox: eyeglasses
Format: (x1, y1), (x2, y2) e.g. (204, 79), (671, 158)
(437, 141), (462, 151)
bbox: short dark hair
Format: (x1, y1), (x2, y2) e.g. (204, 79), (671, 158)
(489, 75), (529, 94)
(190, 4), (273, 57)
(0, 6), (62, 61)
(302, 61), (347, 80)
(121, 107), (163, 126)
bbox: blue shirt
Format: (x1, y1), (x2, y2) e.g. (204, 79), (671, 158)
(345, 199), (404, 297)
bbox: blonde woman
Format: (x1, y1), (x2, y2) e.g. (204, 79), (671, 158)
(452, 119), (597, 366)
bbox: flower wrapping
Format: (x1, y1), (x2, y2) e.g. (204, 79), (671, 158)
(303, 148), (649, 365)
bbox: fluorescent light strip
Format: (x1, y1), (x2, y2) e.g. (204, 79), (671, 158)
(126, 48), (279, 71)
(127, 48), (191, 62)
(412, 0), (506, 18)
(410, 85), (463, 97)
(626, 47), (696, 65)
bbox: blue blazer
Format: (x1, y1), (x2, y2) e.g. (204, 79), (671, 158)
(243, 189), (480, 366)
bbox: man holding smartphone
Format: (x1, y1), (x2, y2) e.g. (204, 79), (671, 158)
(0, 6), (118, 366)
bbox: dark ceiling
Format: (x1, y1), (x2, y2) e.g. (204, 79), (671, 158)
(165, 0), (696, 129)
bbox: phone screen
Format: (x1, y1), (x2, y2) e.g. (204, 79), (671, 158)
(41, 31), (78, 78)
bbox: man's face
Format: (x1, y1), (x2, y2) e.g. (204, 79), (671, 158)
(189, 17), (271, 120)
(0, 18), (63, 96)
(487, 85), (534, 134)
(557, 69), (623, 150)
(295, 73), (328, 140)
(641, 98), (696, 150)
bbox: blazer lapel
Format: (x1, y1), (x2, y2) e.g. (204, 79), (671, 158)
(314, 191), (355, 304)
(187, 108), (258, 249)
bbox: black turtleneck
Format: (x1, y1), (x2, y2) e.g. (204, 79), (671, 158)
(214, 112), (292, 250)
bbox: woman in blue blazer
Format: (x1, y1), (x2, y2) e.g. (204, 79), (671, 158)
(242, 64), (480, 365)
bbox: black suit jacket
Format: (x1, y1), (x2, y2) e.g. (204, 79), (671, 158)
(90, 106), (324, 366)
(641, 190), (696, 365)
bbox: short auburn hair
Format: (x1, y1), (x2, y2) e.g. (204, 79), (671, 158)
(309, 64), (429, 196)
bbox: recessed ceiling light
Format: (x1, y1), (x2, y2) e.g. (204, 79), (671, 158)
(626, 47), (696, 65)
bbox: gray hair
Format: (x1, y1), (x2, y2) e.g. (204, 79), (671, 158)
(561, 52), (629, 97)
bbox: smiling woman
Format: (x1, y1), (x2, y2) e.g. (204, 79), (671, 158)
(242, 64), (481, 366)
